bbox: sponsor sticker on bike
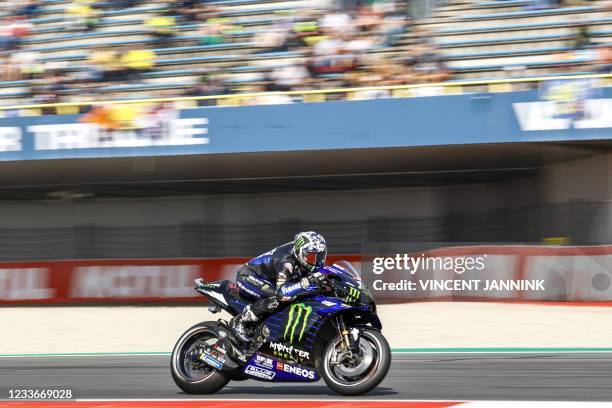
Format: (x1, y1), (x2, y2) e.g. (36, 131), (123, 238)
(244, 365), (276, 380)
(199, 345), (225, 370)
(254, 354), (274, 369)
(283, 303), (312, 343)
(276, 361), (316, 380)
(269, 342), (310, 361)
(203, 355), (223, 370)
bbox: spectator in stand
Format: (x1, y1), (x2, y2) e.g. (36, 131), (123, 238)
(413, 44), (450, 83)
(354, 5), (383, 33)
(101, 0), (141, 7)
(270, 62), (311, 92)
(10, 16), (33, 42)
(597, 45), (612, 73)
(198, 17), (243, 46)
(0, 19), (16, 51)
(0, 56), (19, 81)
(248, 82), (293, 105)
(109, 102), (142, 134)
(573, 16), (592, 51)
(292, 13), (323, 48)
(66, 0), (100, 32)
(146, 11), (177, 44)
(87, 47), (121, 81)
(198, 19), (226, 46)
(10, 46), (43, 79)
(31, 71), (66, 107)
(380, 13), (407, 46)
(311, 34), (355, 76)
(0, 16), (32, 50)
(254, 24), (289, 53)
(80, 103), (118, 143)
(184, 75), (231, 106)
(140, 102), (177, 140)
(345, 31), (375, 57)
(173, 0), (204, 22)
(120, 45), (156, 81)
(320, 9), (353, 36)
(15, 0), (41, 18)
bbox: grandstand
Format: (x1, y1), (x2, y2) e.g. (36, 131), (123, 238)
(0, 0), (608, 108)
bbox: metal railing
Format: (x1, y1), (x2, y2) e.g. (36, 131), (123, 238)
(1, 72), (611, 117)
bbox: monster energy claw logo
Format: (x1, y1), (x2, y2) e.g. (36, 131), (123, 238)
(294, 236), (306, 251)
(346, 287), (360, 303)
(284, 303), (312, 343)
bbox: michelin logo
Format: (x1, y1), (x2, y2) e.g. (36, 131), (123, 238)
(245, 365), (276, 380)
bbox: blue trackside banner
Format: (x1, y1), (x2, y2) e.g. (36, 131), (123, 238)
(0, 87), (611, 161)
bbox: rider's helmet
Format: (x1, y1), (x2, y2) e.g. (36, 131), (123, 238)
(293, 231), (327, 273)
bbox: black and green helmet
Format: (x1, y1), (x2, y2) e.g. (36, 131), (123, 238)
(293, 231), (327, 272)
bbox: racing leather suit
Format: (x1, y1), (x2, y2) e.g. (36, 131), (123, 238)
(235, 242), (319, 319)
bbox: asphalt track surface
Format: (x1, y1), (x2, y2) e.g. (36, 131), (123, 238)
(1, 353), (612, 401)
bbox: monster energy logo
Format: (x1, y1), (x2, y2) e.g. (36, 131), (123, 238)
(346, 287), (360, 303)
(284, 303), (312, 343)
(294, 236), (306, 251)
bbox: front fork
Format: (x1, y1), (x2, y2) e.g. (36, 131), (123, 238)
(335, 315), (360, 352)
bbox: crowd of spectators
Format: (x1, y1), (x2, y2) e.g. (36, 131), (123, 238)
(0, 0), (608, 109)
(0, 0), (454, 106)
(247, 5), (451, 94)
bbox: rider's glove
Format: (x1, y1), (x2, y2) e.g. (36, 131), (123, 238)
(307, 271), (327, 287)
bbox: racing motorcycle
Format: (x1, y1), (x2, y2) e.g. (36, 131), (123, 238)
(170, 261), (391, 396)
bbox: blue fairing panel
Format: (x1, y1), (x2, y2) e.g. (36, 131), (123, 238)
(263, 299), (326, 352)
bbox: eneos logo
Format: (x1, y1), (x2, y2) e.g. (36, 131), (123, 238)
(276, 361), (316, 380)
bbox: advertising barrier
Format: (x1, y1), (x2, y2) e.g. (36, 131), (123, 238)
(3, 246), (612, 305)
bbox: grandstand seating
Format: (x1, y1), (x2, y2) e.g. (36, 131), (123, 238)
(0, 0), (609, 105)
(428, 0), (610, 79)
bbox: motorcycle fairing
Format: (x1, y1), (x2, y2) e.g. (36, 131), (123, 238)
(239, 297), (369, 382)
(195, 279), (247, 315)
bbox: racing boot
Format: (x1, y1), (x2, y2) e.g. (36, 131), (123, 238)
(229, 305), (259, 343)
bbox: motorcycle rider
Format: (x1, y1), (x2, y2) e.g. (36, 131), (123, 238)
(229, 231), (328, 343)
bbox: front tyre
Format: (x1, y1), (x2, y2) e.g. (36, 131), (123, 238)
(320, 328), (391, 396)
(171, 322), (230, 394)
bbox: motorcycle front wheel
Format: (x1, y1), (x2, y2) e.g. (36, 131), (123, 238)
(170, 322), (230, 394)
(319, 328), (391, 396)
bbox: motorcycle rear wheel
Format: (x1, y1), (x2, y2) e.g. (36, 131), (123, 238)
(170, 323), (231, 394)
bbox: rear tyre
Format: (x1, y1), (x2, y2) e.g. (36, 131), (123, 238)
(171, 322), (231, 394)
(319, 328), (391, 396)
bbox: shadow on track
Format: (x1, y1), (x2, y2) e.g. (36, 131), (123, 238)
(176, 386), (399, 397)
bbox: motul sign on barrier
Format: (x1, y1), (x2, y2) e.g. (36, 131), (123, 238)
(70, 265), (202, 298)
(0, 267), (53, 301)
